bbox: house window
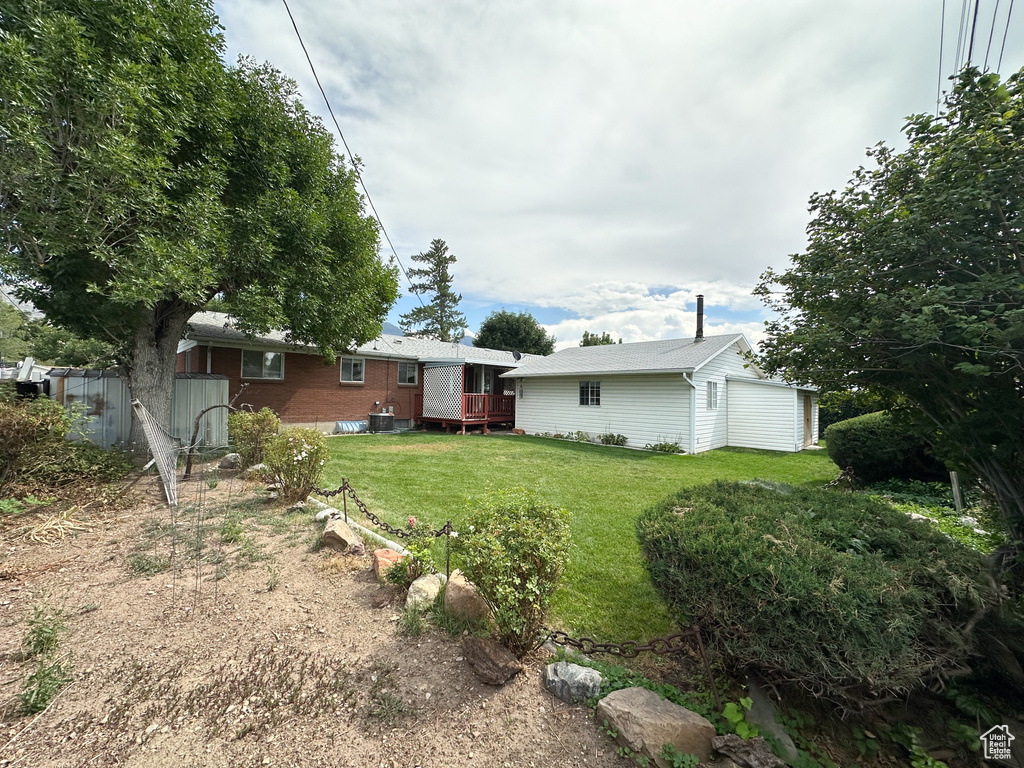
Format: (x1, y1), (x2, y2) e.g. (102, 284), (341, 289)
(707, 380), (718, 410)
(397, 361), (417, 385)
(241, 350), (284, 380)
(579, 380), (601, 406)
(340, 356), (365, 383)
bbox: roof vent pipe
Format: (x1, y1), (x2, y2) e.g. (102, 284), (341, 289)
(695, 294), (704, 342)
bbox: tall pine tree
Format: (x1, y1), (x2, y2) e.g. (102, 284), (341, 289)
(399, 239), (467, 342)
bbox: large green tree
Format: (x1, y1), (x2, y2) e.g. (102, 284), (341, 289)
(399, 238), (467, 342)
(755, 68), (1024, 541)
(474, 310), (555, 355)
(580, 330), (621, 346)
(0, 0), (398, 454)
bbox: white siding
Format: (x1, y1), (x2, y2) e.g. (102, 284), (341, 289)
(514, 374), (690, 449)
(692, 343), (755, 452)
(727, 380), (800, 452)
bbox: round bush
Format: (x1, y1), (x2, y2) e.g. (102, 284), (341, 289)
(454, 488), (571, 657)
(824, 411), (945, 483)
(264, 427), (329, 501)
(227, 407), (281, 468)
(636, 481), (996, 707)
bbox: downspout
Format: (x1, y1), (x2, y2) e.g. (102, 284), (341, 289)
(682, 372), (696, 454)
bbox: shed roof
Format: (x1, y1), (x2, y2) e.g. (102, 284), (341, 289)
(183, 312), (529, 367)
(501, 334), (752, 378)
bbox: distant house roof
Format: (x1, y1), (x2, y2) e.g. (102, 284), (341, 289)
(501, 334), (756, 378)
(182, 312), (530, 368)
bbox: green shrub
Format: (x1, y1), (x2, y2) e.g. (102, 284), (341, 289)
(598, 433), (628, 446)
(645, 441), (682, 454)
(454, 488), (571, 656)
(636, 481), (996, 707)
(824, 411), (945, 483)
(264, 427), (329, 501)
(227, 407), (281, 467)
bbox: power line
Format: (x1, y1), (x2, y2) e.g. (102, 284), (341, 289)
(938, 0), (947, 114)
(279, 0), (425, 309)
(967, 0), (982, 64)
(999, 0), (1015, 71)
(984, 0), (1002, 70)
(955, 0), (970, 73)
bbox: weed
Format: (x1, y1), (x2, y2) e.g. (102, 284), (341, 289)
(645, 441), (683, 454)
(598, 433), (628, 446)
(266, 565), (280, 592)
(24, 604), (65, 657)
(20, 656), (71, 714)
(429, 587), (489, 637)
(239, 537), (269, 563)
(365, 659), (410, 726)
(220, 517), (244, 544)
(660, 745), (699, 768)
(722, 697), (760, 739)
(397, 606), (423, 637)
(126, 552), (171, 576)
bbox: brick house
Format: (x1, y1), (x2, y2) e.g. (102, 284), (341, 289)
(177, 312), (532, 432)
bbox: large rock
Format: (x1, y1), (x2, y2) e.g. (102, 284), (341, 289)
(444, 570), (492, 624)
(322, 518), (364, 554)
(595, 686), (715, 767)
(542, 662), (603, 704)
(462, 636), (523, 685)
(407, 574), (442, 612)
(373, 549), (405, 583)
(744, 677), (798, 764)
(711, 734), (786, 768)
(219, 452), (242, 470)
(241, 463), (272, 481)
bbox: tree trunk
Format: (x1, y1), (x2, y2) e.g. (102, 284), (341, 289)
(124, 301), (194, 462)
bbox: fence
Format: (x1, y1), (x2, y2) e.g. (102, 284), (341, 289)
(48, 369), (230, 449)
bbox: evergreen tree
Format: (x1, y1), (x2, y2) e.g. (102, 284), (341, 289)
(399, 239), (467, 342)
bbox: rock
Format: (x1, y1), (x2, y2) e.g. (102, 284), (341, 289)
(907, 512), (933, 523)
(371, 586), (401, 609)
(444, 570), (492, 624)
(595, 686), (715, 766)
(512, 428), (526, 435)
(314, 508), (335, 522)
(744, 676), (798, 764)
(242, 463), (270, 481)
(711, 734), (786, 768)
(542, 662), (603, 704)
(406, 573), (442, 612)
(322, 518), (364, 554)
(462, 636), (523, 685)
(219, 452), (242, 469)
(373, 549), (405, 583)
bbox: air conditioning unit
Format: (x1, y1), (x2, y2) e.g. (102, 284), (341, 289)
(368, 413), (394, 433)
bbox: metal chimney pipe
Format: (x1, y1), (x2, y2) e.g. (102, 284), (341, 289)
(695, 295), (704, 342)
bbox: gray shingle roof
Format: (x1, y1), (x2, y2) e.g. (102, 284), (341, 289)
(502, 334), (749, 378)
(183, 312), (529, 367)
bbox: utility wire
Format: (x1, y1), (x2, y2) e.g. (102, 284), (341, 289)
(955, 0), (970, 73)
(938, 0), (947, 114)
(998, 0), (1015, 71)
(984, 0), (1001, 69)
(967, 0), (982, 64)
(279, 0), (426, 309)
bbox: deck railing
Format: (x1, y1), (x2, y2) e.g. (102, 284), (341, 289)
(414, 393), (514, 421)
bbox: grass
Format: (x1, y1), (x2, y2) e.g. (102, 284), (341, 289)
(319, 433), (837, 640)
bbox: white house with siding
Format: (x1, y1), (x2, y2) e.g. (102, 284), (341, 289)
(502, 333), (817, 454)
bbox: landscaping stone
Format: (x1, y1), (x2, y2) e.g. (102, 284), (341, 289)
(542, 662), (602, 704)
(241, 463), (270, 480)
(219, 452), (242, 469)
(407, 573), (442, 612)
(512, 428), (526, 435)
(322, 518), (364, 554)
(462, 636), (522, 685)
(373, 549), (405, 583)
(595, 686), (715, 767)
(444, 570), (491, 624)
(744, 676), (798, 764)
(711, 734), (786, 768)
(314, 508), (335, 522)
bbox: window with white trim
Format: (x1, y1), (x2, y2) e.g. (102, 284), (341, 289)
(241, 350), (284, 380)
(579, 380), (601, 406)
(340, 356), (365, 383)
(707, 380), (719, 410)
(397, 361), (417, 385)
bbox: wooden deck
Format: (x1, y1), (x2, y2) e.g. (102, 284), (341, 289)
(414, 393), (515, 433)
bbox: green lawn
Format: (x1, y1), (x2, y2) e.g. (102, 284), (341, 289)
(318, 433), (838, 642)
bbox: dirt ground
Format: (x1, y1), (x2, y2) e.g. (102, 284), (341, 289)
(0, 468), (631, 768)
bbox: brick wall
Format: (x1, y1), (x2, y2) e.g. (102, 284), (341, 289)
(180, 346), (421, 425)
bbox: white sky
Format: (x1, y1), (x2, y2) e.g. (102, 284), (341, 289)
(215, 0), (1024, 348)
